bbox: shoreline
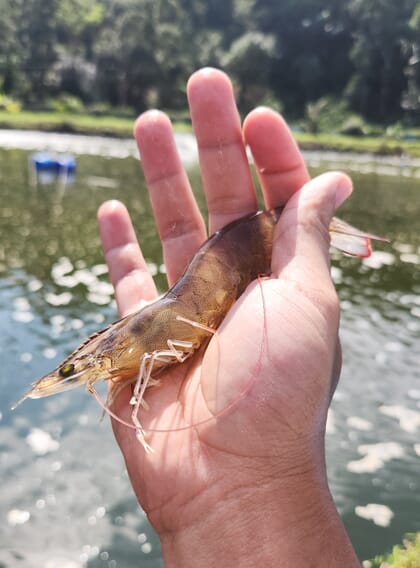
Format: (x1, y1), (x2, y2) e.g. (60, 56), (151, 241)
(1, 110), (420, 159)
(1, 129), (419, 179)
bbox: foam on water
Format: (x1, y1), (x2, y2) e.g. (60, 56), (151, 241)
(355, 504), (394, 527)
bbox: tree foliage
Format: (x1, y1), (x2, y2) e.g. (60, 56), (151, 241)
(0, 0), (419, 124)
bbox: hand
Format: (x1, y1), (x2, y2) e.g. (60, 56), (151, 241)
(97, 68), (359, 566)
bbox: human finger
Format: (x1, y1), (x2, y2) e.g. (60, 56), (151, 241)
(243, 107), (310, 209)
(98, 200), (157, 317)
(187, 68), (257, 233)
(272, 172), (353, 281)
(134, 110), (206, 286)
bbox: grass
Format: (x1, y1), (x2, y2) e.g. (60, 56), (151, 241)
(364, 533), (420, 568)
(0, 109), (420, 157)
(294, 132), (420, 158)
(0, 110), (191, 137)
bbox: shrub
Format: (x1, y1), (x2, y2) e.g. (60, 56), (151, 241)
(0, 94), (22, 113)
(365, 533), (420, 568)
(46, 95), (85, 113)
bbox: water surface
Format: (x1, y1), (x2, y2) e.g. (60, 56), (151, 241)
(0, 142), (419, 565)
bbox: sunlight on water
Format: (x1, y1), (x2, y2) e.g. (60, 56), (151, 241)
(355, 504), (394, 528)
(347, 442), (405, 474)
(26, 427), (60, 455)
(379, 405), (420, 433)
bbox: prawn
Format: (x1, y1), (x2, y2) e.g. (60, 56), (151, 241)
(13, 207), (386, 451)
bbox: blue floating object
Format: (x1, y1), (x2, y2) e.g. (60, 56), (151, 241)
(57, 155), (76, 174)
(31, 153), (76, 175)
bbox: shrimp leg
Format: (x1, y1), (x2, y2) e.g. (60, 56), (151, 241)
(130, 339), (198, 452)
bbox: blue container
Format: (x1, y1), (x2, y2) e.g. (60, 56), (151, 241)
(56, 155), (76, 174)
(31, 153), (76, 175)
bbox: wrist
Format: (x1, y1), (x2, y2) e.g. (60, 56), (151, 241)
(158, 446), (359, 568)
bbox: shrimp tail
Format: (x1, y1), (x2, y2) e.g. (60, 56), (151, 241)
(329, 217), (389, 258)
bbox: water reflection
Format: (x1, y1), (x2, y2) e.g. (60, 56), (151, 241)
(0, 146), (419, 565)
(321, 167), (420, 559)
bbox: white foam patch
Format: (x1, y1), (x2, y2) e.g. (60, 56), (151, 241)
(326, 409), (336, 434)
(13, 297), (31, 311)
(51, 257), (74, 280)
(7, 509), (31, 526)
(355, 503), (394, 527)
(363, 251), (395, 269)
(347, 442), (404, 473)
(384, 341), (404, 352)
(91, 263), (109, 276)
(87, 292), (112, 305)
(45, 292), (73, 306)
(330, 266), (343, 284)
(12, 311), (34, 323)
(400, 253), (420, 264)
(379, 405), (420, 433)
(20, 352), (33, 363)
(408, 389), (420, 400)
(141, 542), (152, 554)
(50, 258), (114, 305)
(26, 428), (60, 455)
(347, 416), (373, 431)
(42, 347), (57, 359)
(27, 278), (43, 292)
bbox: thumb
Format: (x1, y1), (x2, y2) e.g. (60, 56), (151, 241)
(271, 172), (353, 280)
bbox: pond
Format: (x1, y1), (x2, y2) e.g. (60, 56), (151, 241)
(0, 134), (419, 566)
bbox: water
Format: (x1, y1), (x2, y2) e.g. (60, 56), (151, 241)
(0, 137), (419, 566)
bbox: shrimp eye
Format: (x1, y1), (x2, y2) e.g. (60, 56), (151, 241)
(59, 363), (75, 378)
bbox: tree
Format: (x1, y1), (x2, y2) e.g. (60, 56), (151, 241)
(245, 0), (353, 116)
(222, 31), (277, 112)
(0, 0), (20, 94)
(17, 0), (61, 104)
(346, 0), (416, 123)
(402, 3), (420, 121)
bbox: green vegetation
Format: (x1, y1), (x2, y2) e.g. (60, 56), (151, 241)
(365, 533), (420, 568)
(0, 109), (191, 137)
(1, 0), (420, 157)
(294, 132), (420, 158)
(0, 0), (419, 127)
(1, 109), (420, 158)
(0, 110), (134, 137)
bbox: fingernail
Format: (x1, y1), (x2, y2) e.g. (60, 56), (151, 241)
(334, 176), (353, 209)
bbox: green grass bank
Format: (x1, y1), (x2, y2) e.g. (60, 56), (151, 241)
(1, 110), (420, 158)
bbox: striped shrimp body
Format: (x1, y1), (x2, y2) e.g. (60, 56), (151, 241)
(13, 207), (386, 451)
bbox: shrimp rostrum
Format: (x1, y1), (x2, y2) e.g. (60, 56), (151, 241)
(13, 207), (386, 451)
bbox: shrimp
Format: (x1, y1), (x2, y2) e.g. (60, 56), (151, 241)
(13, 207), (387, 451)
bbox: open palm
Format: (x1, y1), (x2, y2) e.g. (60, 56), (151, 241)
(97, 69), (352, 538)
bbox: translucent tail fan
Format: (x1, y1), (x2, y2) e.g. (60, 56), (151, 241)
(329, 217), (389, 258)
